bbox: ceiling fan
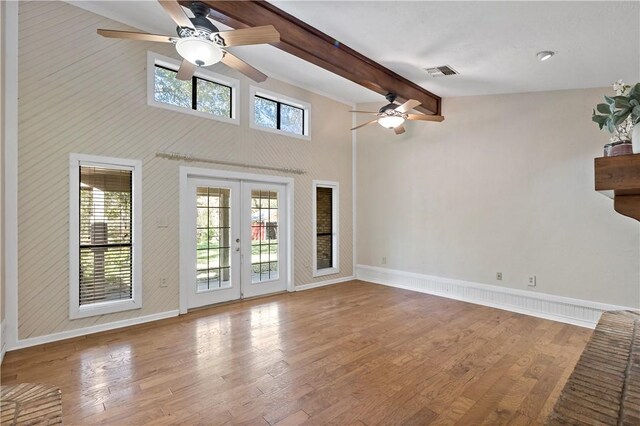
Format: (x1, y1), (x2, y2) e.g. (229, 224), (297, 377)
(97, 0), (280, 82)
(350, 93), (444, 135)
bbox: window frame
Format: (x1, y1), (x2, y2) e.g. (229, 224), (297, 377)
(69, 153), (143, 319)
(312, 180), (339, 277)
(250, 86), (310, 140)
(147, 51), (239, 125)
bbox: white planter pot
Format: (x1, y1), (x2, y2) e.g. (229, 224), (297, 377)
(633, 124), (640, 154)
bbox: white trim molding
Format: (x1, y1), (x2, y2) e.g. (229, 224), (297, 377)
(1, 319), (6, 363)
(356, 264), (635, 328)
(295, 276), (354, 292)
(312, 180), (340, 277)
(69, 153), (143, 319)
(351, 105), (357, 279)
(11, 310), (179, 351)
(3, 0), (19, 351)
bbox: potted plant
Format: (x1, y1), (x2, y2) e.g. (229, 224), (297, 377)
(592, 80), (640, 156)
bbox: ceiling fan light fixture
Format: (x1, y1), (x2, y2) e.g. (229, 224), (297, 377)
(536, 50), (555, 61)
(378, 115), (405, 129)
(175, 37), (223, 66)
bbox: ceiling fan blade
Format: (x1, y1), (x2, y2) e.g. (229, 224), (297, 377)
(395, 99), (421, 113)
(348, 110), (379, 114)
(158, 0), (194, 29)
(214, 25), (280, 47)
(176, 59), (196, 81)
(351, 119), (378, 131)
(394, 125), (406, 135)
(221, 52), (267, 82)
(407, 114), (445, 122)
(97, 29), (174, 43)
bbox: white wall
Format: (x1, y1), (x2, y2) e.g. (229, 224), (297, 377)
(357, 88), (640, 308)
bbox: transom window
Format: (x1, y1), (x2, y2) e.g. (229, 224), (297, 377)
(147, 52), (239, 125)
(254, 96), (304, 135)
(154, 65), (232, 118)
(250, 86), (310, 139)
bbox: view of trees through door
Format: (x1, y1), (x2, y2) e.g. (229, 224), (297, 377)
(251, 190), (279, 283)
(196, 187), (231, 291)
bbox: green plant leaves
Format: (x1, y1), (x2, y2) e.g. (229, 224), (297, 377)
(614, 96), (631, 108)
(613, 110), (630, 125)
(594, 83), (640, 133)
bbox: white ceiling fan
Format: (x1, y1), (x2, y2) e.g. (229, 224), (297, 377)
(351, 93), (444, 135)
(97, 0), (280, 82)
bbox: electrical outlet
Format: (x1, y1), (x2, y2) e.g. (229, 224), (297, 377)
(496, 272), (502, 280)
(382, 256), (387, 265)
(528, 275), (536, 287)
(159, 277), (168, 288)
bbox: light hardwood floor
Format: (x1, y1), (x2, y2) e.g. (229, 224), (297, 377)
(1, 281), (591, 425)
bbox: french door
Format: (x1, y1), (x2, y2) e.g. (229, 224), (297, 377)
(184, 177), (288, 310)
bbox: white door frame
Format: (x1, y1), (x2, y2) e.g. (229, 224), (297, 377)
(179, 166), (295, 314)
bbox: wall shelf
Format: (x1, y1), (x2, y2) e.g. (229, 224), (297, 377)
(595, 153), (640, 221)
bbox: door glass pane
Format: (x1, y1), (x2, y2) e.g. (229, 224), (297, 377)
(251, 190), (278, 283)
(196, 187), (232, 292)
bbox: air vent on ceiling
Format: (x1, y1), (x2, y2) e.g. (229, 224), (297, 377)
(424, 65), (458, 77)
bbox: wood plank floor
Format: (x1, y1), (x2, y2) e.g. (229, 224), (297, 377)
(1, 281), (591, 425)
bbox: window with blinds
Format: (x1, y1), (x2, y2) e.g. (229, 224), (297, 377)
(79, 166), (133, 305)
(69, 154), (142, 319)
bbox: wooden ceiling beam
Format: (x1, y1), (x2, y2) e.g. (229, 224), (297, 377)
(186, 0), (442, 115)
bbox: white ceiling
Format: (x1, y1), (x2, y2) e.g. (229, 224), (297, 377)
(67, 1), (640, 104)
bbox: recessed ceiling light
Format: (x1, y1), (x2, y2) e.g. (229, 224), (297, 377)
(536, 51), (555, 61)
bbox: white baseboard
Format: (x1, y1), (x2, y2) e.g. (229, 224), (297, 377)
(9, 310), (180, 351)
(296, 276), (355, 291)
(1, 319), (6, 364)
(356, 265), (635, 328)
(7, 279), (352, 352)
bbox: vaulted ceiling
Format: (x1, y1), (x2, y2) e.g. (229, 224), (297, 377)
(68, 1), (639, 103)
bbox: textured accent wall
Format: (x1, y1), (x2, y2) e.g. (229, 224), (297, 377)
(357, 89), (640, 308)
(17, 1), (353, 339)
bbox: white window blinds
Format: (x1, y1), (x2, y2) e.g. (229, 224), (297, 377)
(79, 166), (133, 306)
